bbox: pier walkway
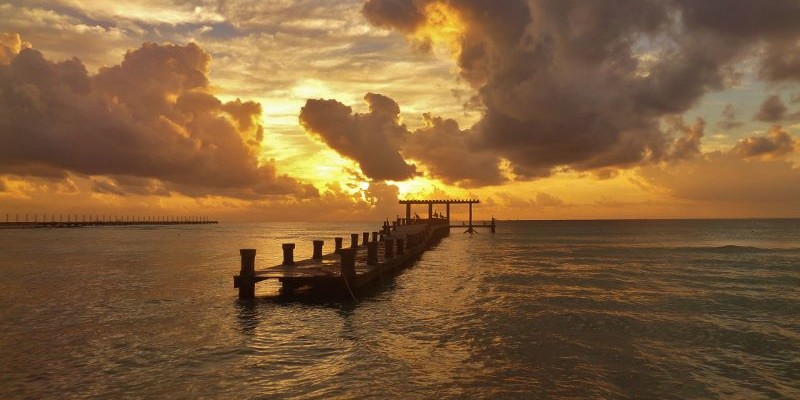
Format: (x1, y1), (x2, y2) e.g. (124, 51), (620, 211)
(234, 218), (451, 298)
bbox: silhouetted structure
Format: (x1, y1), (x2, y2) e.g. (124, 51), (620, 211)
(232, 198), (496, 299)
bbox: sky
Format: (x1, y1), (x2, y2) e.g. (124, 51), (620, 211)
(1, 0), (800, 221)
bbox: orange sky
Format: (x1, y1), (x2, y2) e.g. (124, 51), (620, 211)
(1, 1), (800, 221)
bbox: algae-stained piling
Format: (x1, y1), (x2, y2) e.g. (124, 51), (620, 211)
(233, 218), (451, 298)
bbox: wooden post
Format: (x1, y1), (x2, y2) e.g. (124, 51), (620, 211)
(446, 203), (450, 221)
(367, 241), (378, 265)
(340, 248), (357, 281)
(396, 238), (404, 255)
(371, 231), (378, 242)
(334, 237), (343, 254)
(405, 203), (411, 221)
(312, 240), (324, 259)
(428, 203), (432, 219)
(237, 249), (256, 299)
(350, 233), (359, 248)
(282, 243), (295, 266)
(362, 232), (369, 245)
(385, 238), (394, 259)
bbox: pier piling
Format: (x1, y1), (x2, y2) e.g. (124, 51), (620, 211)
(362, 232), (369, 245)
(312, 240), (324, 259)
(350, 233), (359, 249)
(397, 238), (405, 255)
(282, 243), (295, 266)
(367, 241), (378, 265)
(334, 237), (343, 254)
(340, 248), (357, 280)
(385, 238), (394, 259)
(237, 249), (257, 299)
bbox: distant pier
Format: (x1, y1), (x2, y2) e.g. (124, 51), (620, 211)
(233, 199), (494, 299)
(1, 214), (217, 229)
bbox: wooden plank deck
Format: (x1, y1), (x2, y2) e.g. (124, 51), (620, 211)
(234, 219), (451, 297)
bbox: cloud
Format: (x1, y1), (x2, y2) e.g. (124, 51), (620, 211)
(732, 126), (796, 158)
(664, 117), (705, 161)
(640, 126), (800, 213)
(495, 191), (567, 209)
(404, 113), (505, 187)
(362, 0), (800, 180)
(755, 95), (788, 122)
(0, 37), (317, 199)
(299, 93), (417, 181)
(718, 104), (743, 130)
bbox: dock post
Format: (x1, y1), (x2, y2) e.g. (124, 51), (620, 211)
(396, 238), (405, 255)
(405, 203), (411, 221)
(367, 241), (378, 265)
(350, 233), (359, 248)
(379, 233), (385, 241)
(385, 238), (394, 259)
(282, 243), (295, 266)
(237, 249), (257, 299)
(334, 237), (343, 254)
(362, 232), (369, 245)
(340, 248), (357, 281)
(372, 231), (378, 242)
(312, 240), (324, 259)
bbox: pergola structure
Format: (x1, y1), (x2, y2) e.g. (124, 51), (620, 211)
(398, 199), (483, 230)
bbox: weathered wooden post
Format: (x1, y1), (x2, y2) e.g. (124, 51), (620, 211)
(340, 247), (357, 281)
(350, 233), (359, 248)
(362, 232), (369, 245)
(236, 249), (256, 299)
(372, 231), (378, 242)
(334, 237), (343, 254)
(312, 240), (324, 259)
(282, 243), (295, 266)
(385, 238), (394, 259)
(379, 233), (385, 241)
(367, 241), (378, 265)
(396, 238), (405, 255)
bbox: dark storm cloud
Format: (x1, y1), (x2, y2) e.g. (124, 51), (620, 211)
(404, 114), (505, 187)
(732, 126), (796, 158)
(362, 0), (800, 181)
(755, 95), (788, 122)
(300, 93), (505, 186)
(299, 93), (417, 181)
(0, 40), (317, 199)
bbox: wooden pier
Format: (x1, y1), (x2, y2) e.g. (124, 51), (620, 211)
(0, 215), (216, 229)
(233, 199), (495, 299)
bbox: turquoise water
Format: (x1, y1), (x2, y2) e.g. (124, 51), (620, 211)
(1, 220), (798, 398)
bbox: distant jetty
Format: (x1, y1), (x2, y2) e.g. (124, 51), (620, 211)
(233, 199), (495, 299)
(0, 214), (216, 229)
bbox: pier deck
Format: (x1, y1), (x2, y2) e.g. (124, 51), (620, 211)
(234, 219), (451, 297)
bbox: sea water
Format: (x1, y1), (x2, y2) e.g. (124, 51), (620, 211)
(1, 220), (798, 398)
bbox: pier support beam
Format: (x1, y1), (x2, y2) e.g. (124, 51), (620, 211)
(385, 238), (394, 259)
(236, 249), (256, 299)
(362, 232), (369, 245)
(428, 203), (432, 219)
(282, 243), (295, 266)
(334, 237), (343, 254)
(406, 203), (411, 221)
(312, 240), (324, 259)
(340, 248), (357, 281)
(367, 241), (378, 265)
(372, 231), (378, 242)
(350, 233), (359, 248)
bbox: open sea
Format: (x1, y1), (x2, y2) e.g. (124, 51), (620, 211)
(1, 219), (798, 399)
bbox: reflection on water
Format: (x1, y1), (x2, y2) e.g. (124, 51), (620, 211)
(1, 220), (799, 398)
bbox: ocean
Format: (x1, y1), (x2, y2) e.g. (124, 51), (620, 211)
(1, 220), (798, 398)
